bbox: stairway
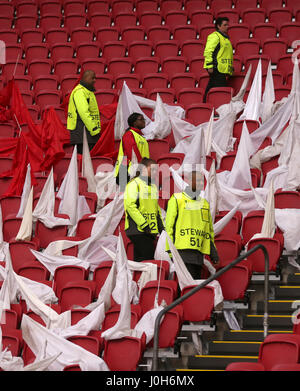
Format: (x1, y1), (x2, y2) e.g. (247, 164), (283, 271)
(176, 268), (300, 371)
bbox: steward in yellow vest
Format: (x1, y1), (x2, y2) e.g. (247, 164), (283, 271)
(67, 70), (101, 153)
(203, 17), (233, 102)
(124, 158), (164, 262)
(165, 171), (219, 279)
(115, 113), (149, 191)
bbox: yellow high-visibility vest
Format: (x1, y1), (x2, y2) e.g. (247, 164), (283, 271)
(203, 31), (233, 75)
(124, 176), (164, 235)
(165, 192), (215, 255)
(67, 83), (101, 136)
(114, 128), (149, 177)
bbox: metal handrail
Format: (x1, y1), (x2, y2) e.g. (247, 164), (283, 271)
(152, 244), (269, 371)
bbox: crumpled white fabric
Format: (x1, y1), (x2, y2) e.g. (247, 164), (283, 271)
(21, 315), (110, 371)
(141, 93), (172, 140)
(95, 171), (117, 209)
(239, 58), (262, 122)
(57, 146), (91, 236)
(248, 180), (276, 244)
(30, 249), (90, 277)
(275, 208), (300, 251)
(204, 160), (220, 222)
(0, 257), (68, 329)
(261, 61), (275, 123)
(114, 82), (152, 140)
(16, 163), (31, 218)
(32, 168), (71, 228)
(51, 302), (105, 339)
(15, 186), (33, 241)
(82, 129), (97, 194)
(226, 121), (254, 190)
(42, 193), (123, 272)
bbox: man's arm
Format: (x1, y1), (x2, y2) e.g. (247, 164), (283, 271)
(124, 180), (149, 230)
(203, 32), (220, 73)
(165, 195), (178, 251)
(73, 89), (100, 136)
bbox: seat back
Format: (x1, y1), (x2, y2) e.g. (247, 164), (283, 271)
(103, 334), (146, 371)
(180, 285), (214, 322)
(60, 285), (93, 312)
(247, 237), (282, 272)
(139, 280), (177, 315)
(54, 265), (87, 297)
(67, 335), (101, 356)
(93, 261), (114, 296)
(217, 265), (250, 301)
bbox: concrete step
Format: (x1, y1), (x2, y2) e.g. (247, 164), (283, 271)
(223, 329), (293, 342)
(242, 314), (294, 330)
(256, 300), (300, 314)
(274, 286), (300, 299)
(187, 354), (258, 370)
(208, 340), (261, 356)
(287, 273), (300, 285)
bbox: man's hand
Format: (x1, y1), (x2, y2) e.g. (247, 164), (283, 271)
(207, 68), (214, 75)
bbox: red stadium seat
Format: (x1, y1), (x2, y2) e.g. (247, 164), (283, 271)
(45, 27), (69, 45)
(172, 25), (198, 45)
(241, 8), (267, 32)
(262, 39), (288, 64)
(181, 285), (215, 322)
(134, 57), (160, 77)
(247, 237), (282, 273)
(268, 8), (293, 30)
(154, 40), (179, 61)
(121, 26), (146, 44)
(206, 87), (234, 108)
(146, 25), (171, 42)
(217, 264), (250, 301)
(185, 103), (214, 125)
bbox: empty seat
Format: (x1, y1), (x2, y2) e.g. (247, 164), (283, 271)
(172, 25), (198, 45)
(241, 8), (266, 32)
(164, 10), (188, 28)
(0, 123), (15, 138)
(67, 335), (101, 356)
(89, 12), (112, 29)
(214, 237), (241, 269)
(34, 219), (68, 249)
(170, 73), (197, 95)
(134, 57), (160, 77)
(268, 8), (293, 30)
(181, 285), (215, 322)
(14, 15), (37, 32)
(9, 239), (38, 274)
(258, 334), (300, 371)
(274, 190), (300, 209)
(103, 334), (146, 371)
(252, 23), (277, 46)
(244, 55), (272, 79)
(53, 265), (88, 298)
(262, 39), (288, 64)
(64, 13), (87, 32)
(76, 216), (96, 240)
(28, 59), (53, 79)
(39, 14), (62, 32)
(102, 304), (141, 331)
(101, 41), (127, 62)
(139, 280), (178, 315)
(247, 237), (282, 273)
(114, 12), (137, 29)
(176, 87), (204, 106)
(154, 40), (179, 61)
(45, 28), (69, 45)
(185, 103), (214, 125)
(148, 139), (170, 161)
(0, 29), (19, 44)
(95, 27), (119, 44)
(0, 195), (21, 220)
(235, 38), (261, 64)
(2, 217), (23, 243)
(206, 87), (234, 108)
(1, 60), (26, 79)
(189, 10), (214, 26)
(121, 26), (146, 44)
(35, 90), (62, 109)
(76, 42), (100, 61)
(138, 11), (163, 29)
(146, 25), (171, 42)
(127, 41), (153, 60)
(233, 120), (260, 143)
(33, 75), (59, 93)
(60, 283), (93, 312)
(54, 58), (79, 78)
(142, 73), (169, 93)
(181, 39), (205, 62)
(93, 261), (113, 296)
(227, 23), (251, 47)
(217, 264), (250, 301)
(18, 263), (50, 282)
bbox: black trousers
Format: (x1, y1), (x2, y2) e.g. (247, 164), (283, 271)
(74, 143), (96, 155)
(127, 234), (156, 262)
(203, 68), (228, 103)
(178, 249), (204, 280)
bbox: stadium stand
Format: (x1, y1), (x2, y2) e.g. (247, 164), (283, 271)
(0, 0), (299, 374)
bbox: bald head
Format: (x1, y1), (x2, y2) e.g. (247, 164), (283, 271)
(82, 70), (96, 89)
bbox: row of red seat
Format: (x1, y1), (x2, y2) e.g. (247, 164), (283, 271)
(2, 6), (300, 32)
(3, 0), (297, 17)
